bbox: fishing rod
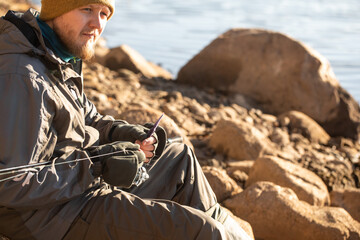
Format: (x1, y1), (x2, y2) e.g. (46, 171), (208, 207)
(146, 112), (164, 138)
(0, 113), (165, 180)
(0, 150), (129, 175)
(0, 112), (184, 183)
(0, 137), (183, 183)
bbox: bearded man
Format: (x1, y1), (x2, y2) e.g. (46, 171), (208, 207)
(0, 0), (251, 239)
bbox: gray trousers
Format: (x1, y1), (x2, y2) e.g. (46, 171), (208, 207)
(63, 143), (228, 239)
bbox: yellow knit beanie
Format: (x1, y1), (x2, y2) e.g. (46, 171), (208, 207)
(39, 0), (115, 21)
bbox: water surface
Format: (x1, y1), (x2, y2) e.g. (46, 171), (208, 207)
(32, 0), (360, 102)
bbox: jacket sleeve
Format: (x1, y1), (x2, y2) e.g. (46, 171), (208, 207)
(0, 73), (96, 209)
(83, 94), (125, 144)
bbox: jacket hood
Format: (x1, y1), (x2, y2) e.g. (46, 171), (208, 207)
(0, 8), (63, 65)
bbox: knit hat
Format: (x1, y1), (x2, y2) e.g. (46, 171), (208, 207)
(39, 0), (115, 21)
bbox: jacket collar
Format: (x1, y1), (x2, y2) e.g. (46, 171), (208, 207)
(0, 8), (82, 83)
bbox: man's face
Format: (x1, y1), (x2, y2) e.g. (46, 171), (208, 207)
(49, 4), (111, 60)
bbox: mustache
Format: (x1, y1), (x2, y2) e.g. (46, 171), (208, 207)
(81, 28), (99, 36)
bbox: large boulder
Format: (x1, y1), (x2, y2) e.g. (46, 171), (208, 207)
(177, 28), (360, 139)
(102, 45), (173, 79)
(246, 156), (330, 206)
(209, 119), (275, 160)
(224, 181), (360, 240)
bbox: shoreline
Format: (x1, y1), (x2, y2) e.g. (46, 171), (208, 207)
(1, 1), (360, 239)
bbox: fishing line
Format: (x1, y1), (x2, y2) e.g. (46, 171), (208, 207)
(0, 136), (183, 183)
(0, 173), (32, 183)
(0, 149), (130, 177)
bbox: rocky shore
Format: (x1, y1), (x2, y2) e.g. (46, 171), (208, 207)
(2, 1), (360, 239)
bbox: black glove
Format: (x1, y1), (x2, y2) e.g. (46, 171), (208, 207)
(109, 122), (150, 143)
(88, 141), (146, 188)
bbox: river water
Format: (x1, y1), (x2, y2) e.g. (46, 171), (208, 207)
(33, 0), (360, 103)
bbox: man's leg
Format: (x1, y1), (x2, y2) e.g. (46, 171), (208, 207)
(129, 143), (252, 240)
(64, 143), (251, 239)
(63, 186), (227, 240)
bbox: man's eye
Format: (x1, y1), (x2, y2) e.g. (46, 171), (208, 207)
(82, 8), (92, 12)
(101, 11), (110, 18)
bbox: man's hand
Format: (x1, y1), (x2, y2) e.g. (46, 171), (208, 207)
(109, 121), (168, 162)
(135, 136), (157, 163)
(109, 122), (160, 162)
(88, 141), (146, 188)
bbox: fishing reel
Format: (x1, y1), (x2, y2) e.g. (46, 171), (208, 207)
(132, 166), (149, 187)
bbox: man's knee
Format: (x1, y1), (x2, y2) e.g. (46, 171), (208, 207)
(163, 142), (196, 166)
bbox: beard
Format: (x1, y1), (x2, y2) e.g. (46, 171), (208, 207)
(53, 22), (97, 61)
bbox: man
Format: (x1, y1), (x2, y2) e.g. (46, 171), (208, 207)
(0, 0), (251, 239)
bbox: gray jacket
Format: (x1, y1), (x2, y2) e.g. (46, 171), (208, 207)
(0, 9), (115, 239)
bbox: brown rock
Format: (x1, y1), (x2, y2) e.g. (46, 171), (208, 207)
(177, 28), (360, 140)
(246, 156), (330, 206)
(303, 155), (356, 191)
(0, 0), (33, 16)
(93, 37), (110, 65)
(224, 181), (360, 240)
(86, 90), (113, 111)
(202, 166), (241, 202)
(226, 160), (255, 175)
(322, 87), (360, 140)
(103, 45), (173, 79)
(209, 119), (275, 160)
(330, 188), (360, 223)
(279, 111), (330, 144)
(231, 170), (248, 183)
(269, 128), (290, 146)
(228, 170), (248, 189)
(188, 98), (209, 117)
